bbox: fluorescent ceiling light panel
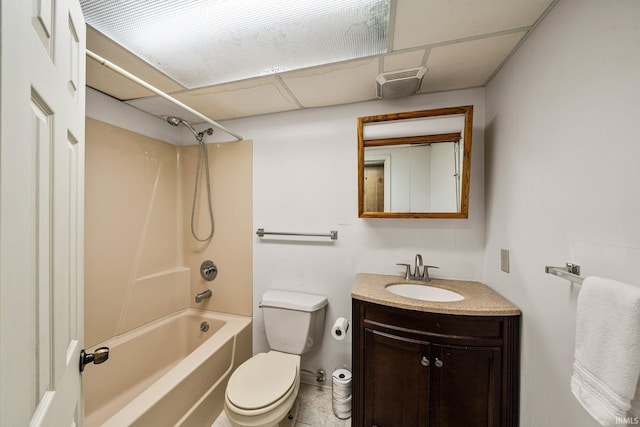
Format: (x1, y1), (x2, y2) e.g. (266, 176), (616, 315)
(81, 0), (391, 89)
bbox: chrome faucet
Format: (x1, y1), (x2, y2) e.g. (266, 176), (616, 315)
(195, 289), (212, 303)
(396, 254), (439, 282)
(414, 254), (423, 278)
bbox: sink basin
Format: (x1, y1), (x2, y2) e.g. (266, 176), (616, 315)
(386, 284), (464, 302)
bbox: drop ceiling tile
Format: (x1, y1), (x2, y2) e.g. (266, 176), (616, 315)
(281, 58), (379, 108)
(81, 0), (392, 88)
(171, 77), (302, 120)
(87, 27), (184, 100)
(393, 0), (554, 50)
(383, 50), (426, 71)
(87, 1), (555, 121)
(421, 31), (526, 93)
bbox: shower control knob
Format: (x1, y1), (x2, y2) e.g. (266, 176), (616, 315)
(420, 356), (430, 367)
(79, 347), (109, 372)
(200, 260), (217, 281)
(434, 358), (444, 368)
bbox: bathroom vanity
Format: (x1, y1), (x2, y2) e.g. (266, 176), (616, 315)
(351, 274), (521, 427)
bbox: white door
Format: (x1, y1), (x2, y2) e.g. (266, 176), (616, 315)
(0, 0), (86, 426)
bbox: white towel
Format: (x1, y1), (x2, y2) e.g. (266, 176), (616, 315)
(571, 276), (640, 426)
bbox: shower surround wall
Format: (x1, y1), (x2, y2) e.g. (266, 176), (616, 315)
(85, 118), (252, 349)
(180, 139), (253, 316)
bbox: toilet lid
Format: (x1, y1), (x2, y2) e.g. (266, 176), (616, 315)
(227, 352), (297, 410)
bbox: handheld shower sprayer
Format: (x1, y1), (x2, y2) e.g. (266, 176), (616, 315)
(165, 116), (215, 242)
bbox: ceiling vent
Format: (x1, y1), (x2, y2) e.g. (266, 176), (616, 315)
(376, 66), (427, 99)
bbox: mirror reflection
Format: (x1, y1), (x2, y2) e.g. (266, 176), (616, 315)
(358, 106), (473, 218)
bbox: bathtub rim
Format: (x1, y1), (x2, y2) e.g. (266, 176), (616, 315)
(85, 307), (249, 351)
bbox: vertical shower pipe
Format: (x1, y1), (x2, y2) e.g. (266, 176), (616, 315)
(85, 49), (243, 141)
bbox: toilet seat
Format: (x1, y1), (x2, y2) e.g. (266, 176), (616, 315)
(226, 351), (298, 416)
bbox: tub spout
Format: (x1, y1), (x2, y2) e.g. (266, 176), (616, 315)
(195, 289), (212, 303)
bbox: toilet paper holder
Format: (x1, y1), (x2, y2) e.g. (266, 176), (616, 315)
(331, 317), (350, 341)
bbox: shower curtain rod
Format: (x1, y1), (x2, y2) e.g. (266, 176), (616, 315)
(86, 49), (243, 141)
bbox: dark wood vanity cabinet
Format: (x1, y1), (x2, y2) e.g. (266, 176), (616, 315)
(353, 299), (520, 427)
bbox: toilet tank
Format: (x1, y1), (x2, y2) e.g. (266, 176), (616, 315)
(260, 290), (328, 355)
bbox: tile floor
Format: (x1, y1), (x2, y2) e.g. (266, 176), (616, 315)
(213, 383), (351, 427)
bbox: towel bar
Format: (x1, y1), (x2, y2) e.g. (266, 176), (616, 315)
(545, 263), (584, 285)
(256, 228), (338, 240)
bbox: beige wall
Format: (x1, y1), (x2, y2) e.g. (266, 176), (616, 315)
(85, 118), (252, 348)
(179, 141), (253, 316)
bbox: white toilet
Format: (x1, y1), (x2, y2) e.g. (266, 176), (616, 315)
(224, 290), (328, 427)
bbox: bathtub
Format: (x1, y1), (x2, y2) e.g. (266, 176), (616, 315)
(84, 309), (252, 427)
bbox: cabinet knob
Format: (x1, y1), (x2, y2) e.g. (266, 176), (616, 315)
(434, 358), (444, 368)
(420, 356), (430, 367)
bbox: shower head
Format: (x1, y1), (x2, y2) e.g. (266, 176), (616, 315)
(165, 116), (209, 141)
(166, 116), (182, 126)
(165, 116), (214, 142)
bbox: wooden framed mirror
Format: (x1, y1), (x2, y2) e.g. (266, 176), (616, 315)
(358, 105), (473, 218)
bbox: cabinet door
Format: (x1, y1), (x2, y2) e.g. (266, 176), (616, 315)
(363, 329), (430, 427)
(430, 345), (502, 427)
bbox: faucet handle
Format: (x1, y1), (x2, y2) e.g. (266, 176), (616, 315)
(423, 265), (439, 281)
(396, 263), (411, 280)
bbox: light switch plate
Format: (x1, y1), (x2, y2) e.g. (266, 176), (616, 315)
(501, 249), (510, 273)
